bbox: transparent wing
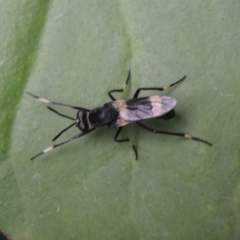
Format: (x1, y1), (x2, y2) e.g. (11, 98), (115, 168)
(112, 95), (177, 126)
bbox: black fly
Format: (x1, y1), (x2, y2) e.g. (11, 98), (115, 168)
(26, 71), (212, 160)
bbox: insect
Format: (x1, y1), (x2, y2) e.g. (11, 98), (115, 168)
(26, 71), (212, 160)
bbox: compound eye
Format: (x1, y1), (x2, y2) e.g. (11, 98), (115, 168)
(79, 121), (85, 130)
(77, 111), (86, 130)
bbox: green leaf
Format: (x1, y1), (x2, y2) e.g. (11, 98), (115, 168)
(1, 0), (240, 239)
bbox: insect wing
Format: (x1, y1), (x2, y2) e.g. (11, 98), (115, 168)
(112, 95), (177, 126)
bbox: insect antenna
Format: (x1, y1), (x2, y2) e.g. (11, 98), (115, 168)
(30, 128), (95, 160)
(52, 122), (76, 142)
(46, 107), (77, 141)
(47, 106), (75, 121)
(25, 92), (90, 111)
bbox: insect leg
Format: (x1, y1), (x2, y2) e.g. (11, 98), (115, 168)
(108, 70), (131, 101)
(30, 128), (96, 160)
(133, 75), (186, 98)
(137, 122), (212, 146)
(114, 127), (138, 160)
(26, 92), (90, 111)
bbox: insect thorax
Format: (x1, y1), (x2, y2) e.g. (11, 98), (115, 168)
(88, 104), (119, 127)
